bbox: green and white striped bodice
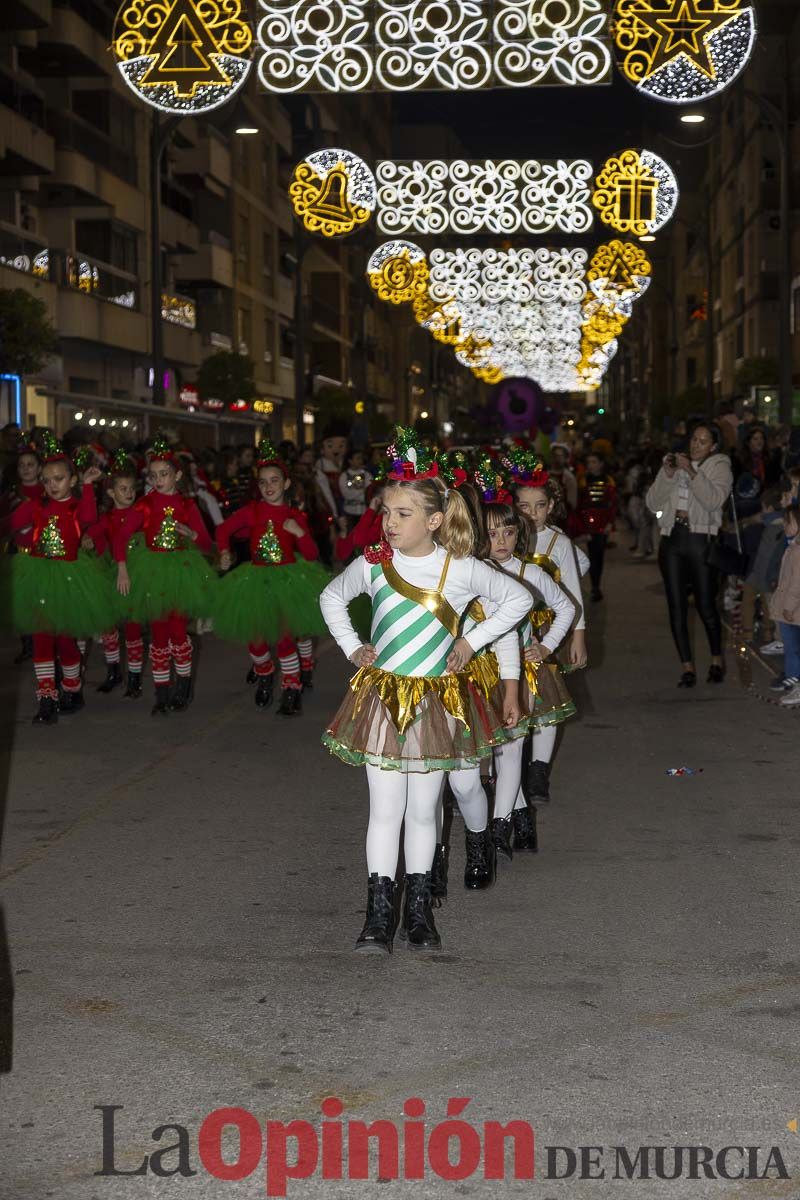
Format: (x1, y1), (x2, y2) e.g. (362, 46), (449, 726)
(369, 563), (454, 677)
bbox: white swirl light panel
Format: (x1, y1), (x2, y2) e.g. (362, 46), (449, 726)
(376, 159), (594, 236)
(256, 0), (612, 93)
(427, 247), (589, 307)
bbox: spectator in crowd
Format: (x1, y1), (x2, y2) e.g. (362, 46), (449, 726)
(768, 504), (800, 706)
(573, 450), (617, 601)
(625, 446), (660, 560)
(548, 443), (577, 511)
(646, 419), (733, 687)
(313, 423), (349, 562)
(739, 485), (784, 649)
(736, 424), (783, 489)
(339, 448), (373, 528)
(238, 443), (256, 476)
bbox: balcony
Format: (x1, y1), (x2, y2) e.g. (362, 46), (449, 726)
(174, 236), (233, 289)
(0, 231), (52, 282)
(173, 129), (231, 190)
(0, 0), (50, 31)
(18, 3), (110, 77)
(161, 206), (199, 255)
(0, 70), (53, 176)
(49, 111), (140, 197)
(57, 287), (147, 352)
(310, 295), (343, 339)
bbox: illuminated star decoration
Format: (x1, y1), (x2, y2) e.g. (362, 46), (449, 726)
(613, 0), (757, 104)
(112, 0), (252, 115)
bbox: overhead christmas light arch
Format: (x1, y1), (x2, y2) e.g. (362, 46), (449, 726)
(113, 0), (252, 114)
(612, 0), (757, 105)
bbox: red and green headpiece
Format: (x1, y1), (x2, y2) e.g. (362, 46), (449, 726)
(437, 449), (469, 490)
(39, 428), (69, 465)
(147, 432), (178, 467)
(110, 448), (137, 477)
(386, 425), (439, 481)
(474, 454), (513, 505)
(255, 436), (288, 477)
(501, 444), (549, 489)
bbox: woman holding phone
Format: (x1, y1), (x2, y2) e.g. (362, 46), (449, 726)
(646, 421), (733, 687)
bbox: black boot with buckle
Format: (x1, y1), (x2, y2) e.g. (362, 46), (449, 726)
(169, 676), (192, 712)
(398, 873), (441, 950)
(59, 688), (85, 715)
(151, 684), (170, 716)
(463, 827), (495, 890)
(512, 805), (538, 852)
(124, 670), (142, 698)
(277, 686), (302, 716)
(255, 674), (274, 709)
(32, 695), (58, 725)
(354, 874), (396, 955)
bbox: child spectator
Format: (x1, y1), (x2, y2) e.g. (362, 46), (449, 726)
(739, 486), (784, 649)
(339, 449), (373, 527)
(769, 505), (800, 705)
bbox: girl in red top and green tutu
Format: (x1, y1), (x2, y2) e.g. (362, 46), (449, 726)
(6, 430), (111, 724)
(213, 438), (328, 716)
(113, 434), (215, 715)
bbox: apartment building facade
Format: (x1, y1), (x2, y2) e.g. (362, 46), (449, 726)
(0, 0), (408, 448)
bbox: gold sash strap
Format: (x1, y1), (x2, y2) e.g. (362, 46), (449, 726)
(466, 598), (486, 624)
(524, 659), (541, 698)
(349, 652), (500, 734)
(381, 552), (461, 639)
(524, 532), (561, 583)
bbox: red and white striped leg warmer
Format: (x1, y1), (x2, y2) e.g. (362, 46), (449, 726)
(297, 639), (314, 670)
(248, 643), (275, 677)
(124, 623), (144, 672)
(34, 661), (57, 701)
(150, 644), (171, 686)
(102, 630), (121, 665)
(171, 639), (193, 679)
(61, 661), (82, 693)
(278, 650), (301, 690)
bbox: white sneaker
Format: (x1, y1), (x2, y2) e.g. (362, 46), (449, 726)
(760, 641), (785, 656)
(779, 684), (800, 707)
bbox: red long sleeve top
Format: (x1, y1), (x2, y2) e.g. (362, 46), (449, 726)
(575, 473), (618, 535)
(10, 485), (97, 560)
(215, 501), (318, 565)
(86, 507), (142, 558)
(112, 490), (213, 561)
(334, 507), (383, 561)
(0, 481), (46, 547)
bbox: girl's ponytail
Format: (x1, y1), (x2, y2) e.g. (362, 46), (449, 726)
(440, 486), (476, 558)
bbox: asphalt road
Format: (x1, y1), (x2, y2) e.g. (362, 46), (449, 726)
(1, 551), (799, 1200)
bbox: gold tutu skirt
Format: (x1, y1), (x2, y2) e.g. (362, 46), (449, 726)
(322, 652), (517, 773)
(521, 659), (576, 729)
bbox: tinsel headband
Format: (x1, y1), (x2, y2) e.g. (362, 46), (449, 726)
(147, 433), (178, 467)
(255, 437), (289, 478)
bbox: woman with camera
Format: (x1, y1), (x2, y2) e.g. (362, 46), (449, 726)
(646, 421), (734, 687)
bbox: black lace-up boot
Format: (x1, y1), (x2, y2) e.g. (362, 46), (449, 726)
(463, 828), (495, 890)
(525, 759), (551, 804)
(490, 814), (514, 861)
(429, 843), (448, 903)
(96, 663), (123, 693)
(512, 805), (538, 852)
(398, 873), (441, 949)
(354, 875), (396, 955)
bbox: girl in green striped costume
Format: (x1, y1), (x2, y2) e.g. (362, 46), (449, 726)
(320, 430), (531, 956)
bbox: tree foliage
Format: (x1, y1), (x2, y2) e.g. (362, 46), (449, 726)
(735, 356), (778, 392)
(0, 288), (57, 375)
(197, 350), (255, 407)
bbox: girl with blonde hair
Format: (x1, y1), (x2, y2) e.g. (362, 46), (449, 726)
(320, 429), (531, 956)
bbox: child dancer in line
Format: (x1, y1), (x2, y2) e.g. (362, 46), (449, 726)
(320, 428), (531, 955)
(113, 434), (214, 715)
(507, 451), (584, 804)
(84, 451), (145, 698)
(477, 458), (575, 854)
(438, 470), (525, 893)
(1, 435), (44, 663)
(213, 439), (329, 715)
(6, 430), (110, 723)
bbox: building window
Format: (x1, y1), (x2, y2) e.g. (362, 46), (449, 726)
(687, 357), (697, 385)
(263, 316), (275, 380)
(280, 323), (294, 360)
(237, 215), (250, 282)
(262, 230), (274, 291)
(237, 306), (251, 353)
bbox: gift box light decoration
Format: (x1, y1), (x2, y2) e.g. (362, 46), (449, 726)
(289, 149), (376, 237)
(612, 0), (757, 104)
(593, 149), (679, 236)
(113, 0), (253, 114)
(375, 159), (595, 237)
(256, 0), (612, 94)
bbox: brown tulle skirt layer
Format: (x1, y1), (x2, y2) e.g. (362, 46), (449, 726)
(323, 655), (516, 773)
(522, 660), (577, 729)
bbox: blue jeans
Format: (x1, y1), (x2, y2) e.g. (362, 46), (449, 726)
(779, 622), (800, 680)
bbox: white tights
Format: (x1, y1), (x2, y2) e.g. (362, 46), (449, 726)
(497, 726), (559, 814)
(365, 766), (445, 877)
(446, 768), (489, 833)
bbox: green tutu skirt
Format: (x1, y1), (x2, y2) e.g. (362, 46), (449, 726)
(4, 551), (117, 637)
(212, 559), (329, 644)
(118, 539), (216, 623)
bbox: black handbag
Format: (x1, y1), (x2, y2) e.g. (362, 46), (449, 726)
(704, 497), (749, 576)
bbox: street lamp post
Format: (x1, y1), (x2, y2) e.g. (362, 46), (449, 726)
(149, 111), (179, 408)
